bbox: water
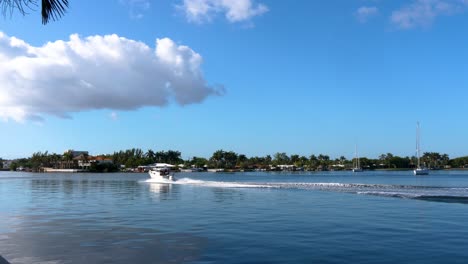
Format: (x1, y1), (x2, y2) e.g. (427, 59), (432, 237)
(1, 170), (468, 263)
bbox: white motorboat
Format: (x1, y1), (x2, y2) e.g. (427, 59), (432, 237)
(413, 122), (429, 176)
(148, 164), (176, 182)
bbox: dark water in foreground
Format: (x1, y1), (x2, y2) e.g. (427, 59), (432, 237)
(1, 170), (468, 263)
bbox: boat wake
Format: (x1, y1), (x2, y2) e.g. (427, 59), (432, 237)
(144, 178), (272, 188)
(143, 179), (468, 204)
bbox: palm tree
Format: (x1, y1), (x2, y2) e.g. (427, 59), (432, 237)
(51, 153), (61, 168)
(146, 149), (155, 163)
(1, 0), (69, 24)
(339, 156), (347, 165)
(63, 150), (73, 169)
(441, 154), (450, 167)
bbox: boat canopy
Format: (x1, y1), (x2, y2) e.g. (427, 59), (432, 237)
(151, 163), (175, 168)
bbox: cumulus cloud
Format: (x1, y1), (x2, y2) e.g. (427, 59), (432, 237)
(178, 0), (268, 23)
(391, 0), (468, 29)
(0, 32), (222, 122)
(355, 6), (379, 23)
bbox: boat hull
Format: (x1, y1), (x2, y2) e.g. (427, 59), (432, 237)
(148, 170), (176, 182)
(413, 168), (429, 175)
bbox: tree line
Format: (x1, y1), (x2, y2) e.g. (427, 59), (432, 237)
(2, 149), (468, 171)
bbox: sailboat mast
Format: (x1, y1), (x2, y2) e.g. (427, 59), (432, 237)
(416, 122), (421, 168)
(413, 122), (429, 175)
(352, 144), (363, 172)
(357, 146), (360, 168)
(354, 145), (359, 168)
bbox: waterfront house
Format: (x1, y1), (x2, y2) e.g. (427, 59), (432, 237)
(66, 150), (89, 157)
(275, 165), (297, 171)
(42, 150), (113, 172)
(76, 155), (113, 170)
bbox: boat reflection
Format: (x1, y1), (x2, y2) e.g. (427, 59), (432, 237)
(148, 183), (172, 194)
(147, 183), (178, 201)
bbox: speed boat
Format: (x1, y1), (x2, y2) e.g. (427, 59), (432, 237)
(148, 164), (176, 182)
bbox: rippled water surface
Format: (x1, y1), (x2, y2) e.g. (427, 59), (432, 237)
(1, 170), (468, 263)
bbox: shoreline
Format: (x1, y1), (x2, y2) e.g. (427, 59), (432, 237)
(2, 168), (468, 173)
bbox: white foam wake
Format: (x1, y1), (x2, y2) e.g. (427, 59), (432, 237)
(143, 178), (271, 188)
(142, 179), (468, 204)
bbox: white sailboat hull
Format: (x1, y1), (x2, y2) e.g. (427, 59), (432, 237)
(414, 168), (429, 175)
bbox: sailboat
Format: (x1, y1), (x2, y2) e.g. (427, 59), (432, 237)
(352, 145), (363, 172)
(414, 122), (429, 175)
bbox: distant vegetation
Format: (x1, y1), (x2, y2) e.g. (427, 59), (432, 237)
(3, 149), (468, 172)
(449, 156), (468, 169)
(112, 149), (183, 169)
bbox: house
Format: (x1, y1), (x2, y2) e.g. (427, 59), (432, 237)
(47, 150), (113, 171)
(277, 164), (296, 171)
(75, 154), (92, 169)
(65, 150), (89, 158)
(75, 155), (113, 170)
(95, 156), (113, 164)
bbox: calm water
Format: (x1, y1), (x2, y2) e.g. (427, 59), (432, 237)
(1, 170), (468, 263)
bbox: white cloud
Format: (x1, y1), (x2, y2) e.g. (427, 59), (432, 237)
(120, 0), (150, 19)
(391, 0), (468, 29)
(0, 32), (222, 122)
(355, 6), (379, 23)
(178, 0), (268, 23)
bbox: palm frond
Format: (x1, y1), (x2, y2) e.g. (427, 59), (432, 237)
(41, 0), (68, 24)
(0, 0), (68, 24)
(0, 0), (36, 17)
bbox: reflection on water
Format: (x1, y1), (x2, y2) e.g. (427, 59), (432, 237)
(2, 174), (204, 263)
(30, 178), (144, 200)
(148, 183), (172, 194)
(212, 188), (245, 204)
(147, 183), (179, 201)
(0, 217), (205, 264)
(2, 171), (468, 263)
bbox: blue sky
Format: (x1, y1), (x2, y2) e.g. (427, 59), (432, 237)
(1, 0), (467, 160)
